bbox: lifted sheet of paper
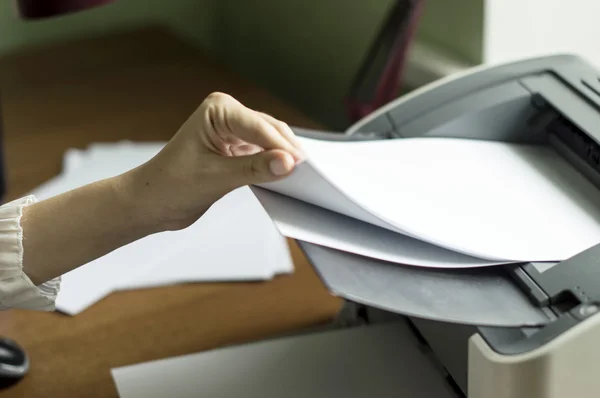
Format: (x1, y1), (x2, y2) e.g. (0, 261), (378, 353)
(255, 136), (600, 264)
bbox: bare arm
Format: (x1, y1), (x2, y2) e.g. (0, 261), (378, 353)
(19, 92), (303, 286)
(20, 175), (154, 285)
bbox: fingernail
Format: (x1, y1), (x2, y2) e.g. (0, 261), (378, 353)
(270, 157), (291, 176)
(292, 152), (306, 164)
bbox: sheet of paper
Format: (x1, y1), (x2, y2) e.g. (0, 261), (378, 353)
(30, 142), (293, 314)
(31, 142), (165, 202)
(53, 187), (292, 315)
(116, 187), (293, 290)
(251, 187), (507, 267)
(63, 141), (166, 175)
(111, 322), (455, 398)
(259, 136), (600, 262)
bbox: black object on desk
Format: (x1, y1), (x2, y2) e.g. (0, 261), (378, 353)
(0, 337), (29, 386)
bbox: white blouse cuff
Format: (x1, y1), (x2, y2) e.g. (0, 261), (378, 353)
(0, 195), (60, 311)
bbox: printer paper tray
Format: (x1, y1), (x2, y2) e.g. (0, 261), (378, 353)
(299, 242), (552, 327)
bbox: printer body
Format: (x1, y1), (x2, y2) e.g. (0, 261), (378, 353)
(296, 54), (600, 398)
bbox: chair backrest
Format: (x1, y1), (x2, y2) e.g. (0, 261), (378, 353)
(345, 0), (424, 124)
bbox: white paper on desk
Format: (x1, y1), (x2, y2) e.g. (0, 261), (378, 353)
(116, 187), (293, 290)
(51, 186), (292, 315)
(257, 136), (600, 263)
(32, 142), (165, 201)
(29, 142), (169, 314)
(31, 142), (293, 315)
(111, 322), (454, 398)
(63, 141), (293, 277)
(61, 142), (293, 278)
(61, 141), (165, 180)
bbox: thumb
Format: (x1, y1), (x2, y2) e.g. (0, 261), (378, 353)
(230, 149), (296, 185)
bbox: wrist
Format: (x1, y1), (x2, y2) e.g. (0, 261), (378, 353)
(110, 169), (168, 236)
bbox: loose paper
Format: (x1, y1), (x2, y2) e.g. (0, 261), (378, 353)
(258, 136), (600, 263)
(111, 323), (455, 398)
(116, 187), (293, 290)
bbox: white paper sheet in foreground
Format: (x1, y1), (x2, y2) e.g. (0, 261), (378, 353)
(111, 322), (454, 398)
(257, 136), (600, 263)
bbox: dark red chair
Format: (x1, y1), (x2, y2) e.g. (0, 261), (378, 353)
(15, 0), (116, 20)
(346, 0), (424, 124)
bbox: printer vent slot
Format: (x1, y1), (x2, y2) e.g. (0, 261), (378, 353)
(550, 290), (580, 314)
(547, 115), (600, 180)
(547, 116), (599, 167)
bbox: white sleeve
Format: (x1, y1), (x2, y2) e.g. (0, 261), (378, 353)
(0, 195), (60, 311)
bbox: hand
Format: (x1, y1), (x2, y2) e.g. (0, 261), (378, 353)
(118, 92), (305, 231)
(20, 92), (305, 287)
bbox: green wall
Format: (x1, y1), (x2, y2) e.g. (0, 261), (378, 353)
(415, 0), (484, 65)
(0, 0), (483, 129)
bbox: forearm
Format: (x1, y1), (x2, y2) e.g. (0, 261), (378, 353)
(20, 172), (159, 286)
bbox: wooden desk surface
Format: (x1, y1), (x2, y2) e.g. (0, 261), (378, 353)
(0, 27), (342, 397)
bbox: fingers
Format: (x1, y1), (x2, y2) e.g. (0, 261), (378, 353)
(203, 93), (305, 162)
(256, 112), (305, 160)
(224, 149), (296, 186)
(227, 107), (304, 161)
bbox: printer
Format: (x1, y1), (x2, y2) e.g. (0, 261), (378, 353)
(293, 54), (600, 398)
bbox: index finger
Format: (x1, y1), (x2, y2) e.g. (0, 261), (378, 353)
(256, 111), (305, 157)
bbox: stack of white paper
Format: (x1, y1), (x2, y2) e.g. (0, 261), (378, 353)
(30, 141), (294, 315)
(252, 135), (600, 266)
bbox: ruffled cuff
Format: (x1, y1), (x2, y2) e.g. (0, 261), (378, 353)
(0, 195), (60, 311)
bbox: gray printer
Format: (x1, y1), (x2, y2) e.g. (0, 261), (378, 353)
(294, 54), (600, 398)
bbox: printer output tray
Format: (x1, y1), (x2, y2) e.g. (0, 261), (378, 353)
(292, 54), (600, 329)
(292, 128), (553, 328)
(293, 126), (553, 328)
(299, 242), (552, 327)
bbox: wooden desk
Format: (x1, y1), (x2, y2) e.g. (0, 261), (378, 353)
(0, 27), (342, 397)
